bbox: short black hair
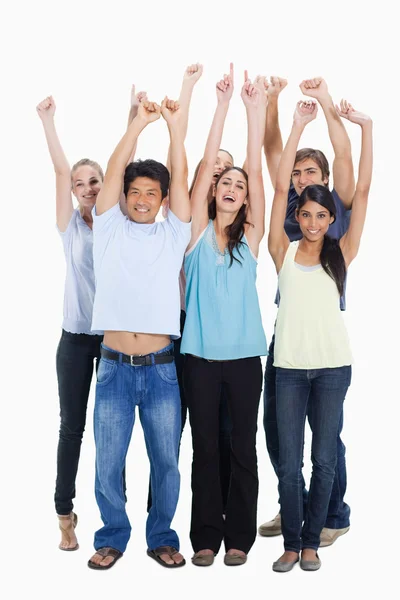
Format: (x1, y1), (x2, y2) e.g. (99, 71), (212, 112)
(124, 159), (170, 198)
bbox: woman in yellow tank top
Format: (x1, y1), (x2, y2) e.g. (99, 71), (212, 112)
(267, 99), (373, 572)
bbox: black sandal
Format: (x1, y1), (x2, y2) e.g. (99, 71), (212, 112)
(147, 546), (186, 568)
(87, 547), (123, 570)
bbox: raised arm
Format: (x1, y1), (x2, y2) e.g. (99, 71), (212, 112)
(160, 98), (190, 223)
(240, 74), (267, 252)
(268, 101), (318, 272)
(126, 84), (148, 163)
(264, 76), (287, 187)
(300, 77), (355, 208)
(36, 96), (73, 232)
(189, 64), (234, 240)
(337, 102), (373, 266)
(165, 63), (203, 173)
(96, 101), (160, 216)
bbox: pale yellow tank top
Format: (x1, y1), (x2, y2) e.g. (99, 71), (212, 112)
(274, 241), (352, 369)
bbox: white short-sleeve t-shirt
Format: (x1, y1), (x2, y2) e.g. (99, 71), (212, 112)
(58, 209), (103, 335)
(91, 203), (191, 338)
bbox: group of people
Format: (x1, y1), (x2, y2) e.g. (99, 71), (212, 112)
(36, 62), (373, 573)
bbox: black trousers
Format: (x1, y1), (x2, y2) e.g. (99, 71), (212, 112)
(184, 354), (262, 554)
(147, 311), (233, 512)
(55, 330), (102, 515)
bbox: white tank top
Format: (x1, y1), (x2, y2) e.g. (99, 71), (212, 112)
(274, 241), (352, 369)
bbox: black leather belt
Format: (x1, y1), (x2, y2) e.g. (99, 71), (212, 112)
(101, 347), (174, 366)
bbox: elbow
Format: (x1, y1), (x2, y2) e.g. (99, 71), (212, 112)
(356, 183), (371, 195)
(274, 182), (289, 195)
(267, 234), (276, 255)
(54, 166), (71, 177)
(201, 157), (215, 169)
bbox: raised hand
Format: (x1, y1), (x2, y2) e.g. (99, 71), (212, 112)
(254, 75), (269, 97)
(253, 75), (270, 110)
(183, 63), (203, 85)
(36, 95), (56, 121)
(241, 72), (262, 109)
(130, 84), (148, 110)
(299, 77), (329, 101)
(336, 99), (372, 126)
(216, 63), (234, 104)
(293, 100), (318, 126)
(137, 100), (161, 124)
(161, 97), (181, 126)
(267, 76), (288, 98)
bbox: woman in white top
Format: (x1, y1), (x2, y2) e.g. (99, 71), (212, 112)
(37, 90), (142, 551)
(267, 99), (372, 572)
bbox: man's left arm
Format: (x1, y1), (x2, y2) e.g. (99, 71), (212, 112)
(300, 77), (355, 209)
(161, 97), (191, 224)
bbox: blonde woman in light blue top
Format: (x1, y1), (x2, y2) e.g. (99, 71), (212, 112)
(268, 99), (373, 573)
(36, 90), (143, 552)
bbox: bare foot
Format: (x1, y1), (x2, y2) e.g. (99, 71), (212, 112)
(58, 512), (78, 550)
(226, 548), (246, 557)
(301, 548), (318, 561)
(276, 551), (299, 563)
(158, 550), (185, 566)
(89, 549), (118, 568)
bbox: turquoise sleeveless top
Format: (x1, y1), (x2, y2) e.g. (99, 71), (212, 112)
(181, 221), (267, 360)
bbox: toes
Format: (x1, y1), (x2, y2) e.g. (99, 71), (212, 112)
(89, 552), (107, 565)
(173, 552), (184, 564)
(159, 553), (174, 565)
(99, 556), (114, 567)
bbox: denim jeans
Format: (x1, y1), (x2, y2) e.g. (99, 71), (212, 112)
(276, 366), (352, 552)
(55, 329), (103, 515)
(263, 335), (351, 529)
(94, 343), (181, 553)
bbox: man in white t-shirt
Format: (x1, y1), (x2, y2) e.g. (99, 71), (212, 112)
(87, 98), (191, 571)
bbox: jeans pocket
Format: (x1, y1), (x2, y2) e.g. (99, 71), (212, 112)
(155, 361), (178, 385)
(96, 358), (118, 386)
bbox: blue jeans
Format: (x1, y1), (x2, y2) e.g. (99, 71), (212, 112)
(263, 336), (351, 529)
(276, 366), (352, 552)
(93, 343), (181, 553)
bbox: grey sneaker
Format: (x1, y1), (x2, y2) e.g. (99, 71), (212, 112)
(319, 526), (350, 547)
(258, 513), (282, 537)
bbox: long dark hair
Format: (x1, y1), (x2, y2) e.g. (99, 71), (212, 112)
(296, 185), (346, 296)
(209, 166), (251, 267)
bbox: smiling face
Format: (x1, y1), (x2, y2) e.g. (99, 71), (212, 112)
(291, 158), (329, 197)
(71, 165), (102, 210)
(214, 168), (248, 215)
(295, 199), (334, 242)
(213, 150), (234, 182)
(125, 177), (166, 224)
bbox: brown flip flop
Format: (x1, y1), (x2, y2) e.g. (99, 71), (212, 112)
(147, 546), (186, 568)
(87, 547), (123, 570)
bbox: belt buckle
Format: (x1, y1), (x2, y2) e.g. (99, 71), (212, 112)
(130, 355), (139, 367)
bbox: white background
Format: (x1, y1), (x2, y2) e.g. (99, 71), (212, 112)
(2, 1), (398, 598)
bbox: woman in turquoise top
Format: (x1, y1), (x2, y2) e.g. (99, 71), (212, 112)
(182, 65), (267, 567)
